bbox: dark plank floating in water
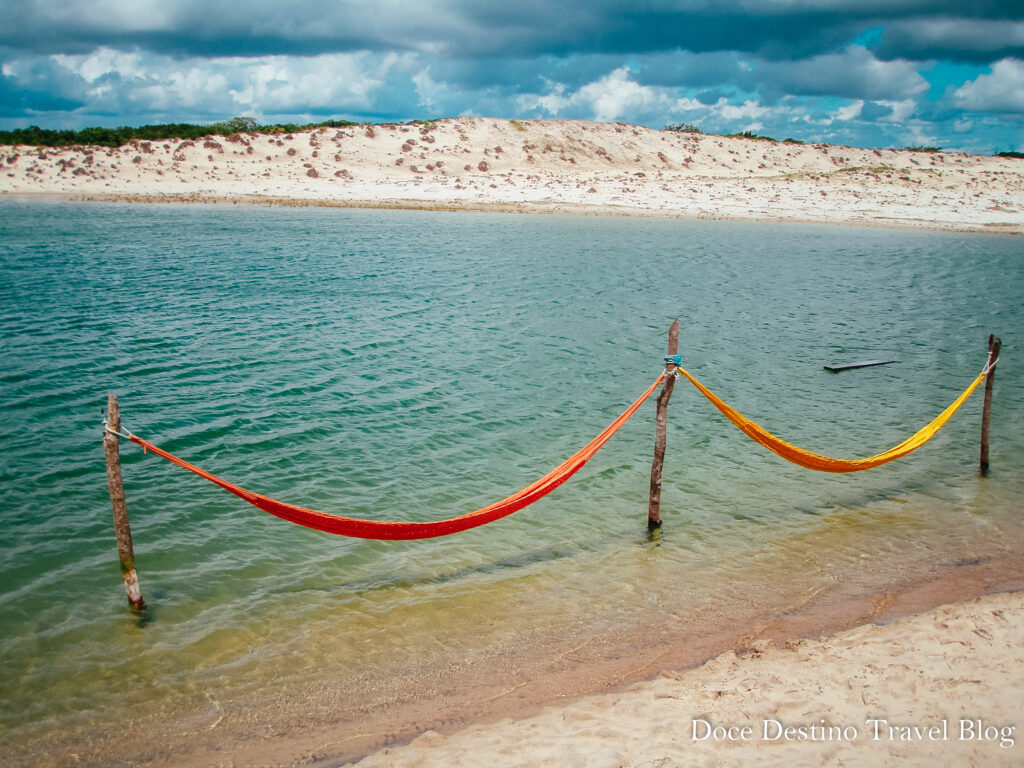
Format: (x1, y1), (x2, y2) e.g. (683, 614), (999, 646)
(823, 359), (897, 373)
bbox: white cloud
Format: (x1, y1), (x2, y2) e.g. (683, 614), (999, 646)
(519, 67), (673, 122)
(36, 47), (393, 117)
(412, 66), (443, 109)
(576, 67), (668, 122)
(952, 58), (1024, 114)
(52, 48), (146, 82)
(757, 46), (928, 101)
(718, 99), (770, 121)
(836, 100), (863, 121)
(885, 99), (917, 123)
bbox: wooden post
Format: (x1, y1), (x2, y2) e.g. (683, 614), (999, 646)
(980, 334), (1001, 476)
(104, 394), (145, 612)
(648, 319), (679, 531)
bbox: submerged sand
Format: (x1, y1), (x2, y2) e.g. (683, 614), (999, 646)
(351, 591), (1023, 767)
(2, 117), (1022, 234)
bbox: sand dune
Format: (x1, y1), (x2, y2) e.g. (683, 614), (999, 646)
(3, 118), (1021, 234)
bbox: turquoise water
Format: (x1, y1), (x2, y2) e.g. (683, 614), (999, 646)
(1, 201), (1022, 765)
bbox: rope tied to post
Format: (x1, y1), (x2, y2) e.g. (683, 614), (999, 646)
(111, 373), (666, 540)
(104, 421), (132, 440)
(672, 360), (993, 473)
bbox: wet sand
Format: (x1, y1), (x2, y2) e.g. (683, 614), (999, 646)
(352, 588), (1024, 768)
(126, 555), (1024, 767)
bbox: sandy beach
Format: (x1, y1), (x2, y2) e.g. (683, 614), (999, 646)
(2, 117), (1022, 234)
(350, 590), (1023, 768)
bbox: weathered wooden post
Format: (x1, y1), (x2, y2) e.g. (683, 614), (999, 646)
(104, 394), (145, 612)
(648, 318), (679, 531)
(980, 334), (1001, 476)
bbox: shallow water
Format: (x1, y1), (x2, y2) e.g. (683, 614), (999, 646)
(1, 202), (1021, 765)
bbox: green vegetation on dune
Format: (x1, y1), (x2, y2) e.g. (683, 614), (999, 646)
(0, 116), (358, 148)
(663, 122), (702, 134)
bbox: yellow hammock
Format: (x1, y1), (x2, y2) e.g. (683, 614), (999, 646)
(674, 364), (991, 473)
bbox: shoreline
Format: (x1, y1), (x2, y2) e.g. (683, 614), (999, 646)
(9, 546), (1022, 767)
(144, 553), (1024, 768)
(350, 588), (1024, 768)
(3, 117), (1021, 236)
(4, 190), (1023, 237)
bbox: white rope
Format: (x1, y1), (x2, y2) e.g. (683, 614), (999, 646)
(103, 421), (132, 439)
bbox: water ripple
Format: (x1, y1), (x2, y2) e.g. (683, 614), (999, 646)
(1, 203), (1022, 762)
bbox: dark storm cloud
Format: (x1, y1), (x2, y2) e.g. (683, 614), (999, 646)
(1, 0), (1020, 62)
(874, 18), (1024, 63)
(1, 1), (1021, 151)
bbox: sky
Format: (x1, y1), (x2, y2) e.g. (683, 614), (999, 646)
(1, 1), (1022, 153)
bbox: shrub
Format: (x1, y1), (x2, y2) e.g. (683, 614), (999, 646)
(664, 123), (702, 134)
(727, 131), (775, 141)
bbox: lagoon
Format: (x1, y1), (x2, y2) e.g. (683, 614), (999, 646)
(1, 201), (1021, 765)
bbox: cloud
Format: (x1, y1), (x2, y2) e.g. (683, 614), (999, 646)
(876, 18), (1024, 63)
(752, 46), (928, 101)
(1, 0), (1022, 152)
(518, 67), (679, 122)
(412, 66), (444, 109)
(860, 101), (895, 120)
(951, 58), (1024, 113)
(574, 67), (672, 122)
(2, 0), (1022, 63)
(836, 101), (865, 121)
(0, 1), (475, 57)
(1, 46), (411, 123)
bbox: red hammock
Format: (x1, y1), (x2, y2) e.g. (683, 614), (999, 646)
(125, 373), (665, 540)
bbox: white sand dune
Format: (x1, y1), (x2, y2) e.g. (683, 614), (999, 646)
(3, 117), (1022, 234)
